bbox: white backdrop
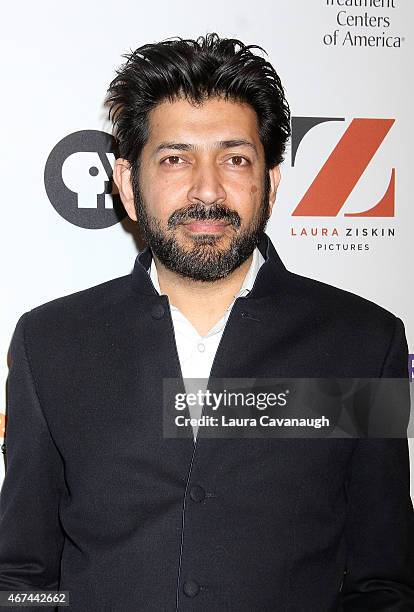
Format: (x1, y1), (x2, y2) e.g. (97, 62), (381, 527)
(1, 0), (413, 495)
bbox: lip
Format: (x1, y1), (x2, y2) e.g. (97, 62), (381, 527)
(182, 221), (230, 233)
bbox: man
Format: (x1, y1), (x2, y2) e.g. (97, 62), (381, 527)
(0, 33), (413, 611)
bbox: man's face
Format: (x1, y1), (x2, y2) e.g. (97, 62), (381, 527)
(115, 96), (280, 281)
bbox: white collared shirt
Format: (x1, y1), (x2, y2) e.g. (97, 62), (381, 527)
(149, 247), (265, 439)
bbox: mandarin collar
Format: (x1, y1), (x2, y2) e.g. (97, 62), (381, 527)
(131, 231), (288, 300)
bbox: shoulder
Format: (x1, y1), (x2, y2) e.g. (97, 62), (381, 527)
(281, 271), (406, 375)
(15, 273), (133, 345)
(286, 269), (399, 330)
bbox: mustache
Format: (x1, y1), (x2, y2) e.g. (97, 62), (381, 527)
(167, 202), (241, 229)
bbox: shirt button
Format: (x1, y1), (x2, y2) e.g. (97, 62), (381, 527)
(183, 580), (200, 598)
(151, 304), (165, 319)
(189, 485), (206, 503)
(197, 342), (205, 352)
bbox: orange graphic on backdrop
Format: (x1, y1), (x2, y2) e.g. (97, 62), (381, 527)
(0, 413), (6, 439)
(292, 118), (395, 217)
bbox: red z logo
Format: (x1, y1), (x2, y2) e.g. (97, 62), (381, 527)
(291, 117), (395, 217)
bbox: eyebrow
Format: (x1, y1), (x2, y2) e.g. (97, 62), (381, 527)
(153, 139), (258, 156)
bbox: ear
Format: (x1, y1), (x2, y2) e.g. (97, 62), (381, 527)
(113, 158), (137, 221)
(267, 165), (281, 217)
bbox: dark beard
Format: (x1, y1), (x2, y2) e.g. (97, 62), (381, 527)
(131, 167), (271, 282)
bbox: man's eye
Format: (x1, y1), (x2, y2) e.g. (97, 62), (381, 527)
(162, 156), (185, 165)
(228, 156), (249, 166)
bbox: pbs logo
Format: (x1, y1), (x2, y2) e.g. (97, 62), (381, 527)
(44, 130), (126, 229)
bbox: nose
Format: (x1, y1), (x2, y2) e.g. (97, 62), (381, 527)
(187, 160), (227, 206)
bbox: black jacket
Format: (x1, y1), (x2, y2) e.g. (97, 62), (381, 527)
(1, 231), (413, 611)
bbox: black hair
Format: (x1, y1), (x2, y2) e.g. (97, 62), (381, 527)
(106, 33), (291, 172)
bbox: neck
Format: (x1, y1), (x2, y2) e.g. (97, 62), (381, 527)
(153, 253), (254, 336)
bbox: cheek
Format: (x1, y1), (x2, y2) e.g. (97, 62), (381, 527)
(149, 174), (188, 204)
(250, 184), (258, 194)
(142, 183), (186, 221)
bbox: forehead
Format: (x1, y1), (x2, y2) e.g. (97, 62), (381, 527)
(146, 96), (260, 145)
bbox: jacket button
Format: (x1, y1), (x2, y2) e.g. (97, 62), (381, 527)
(183, 580), (200, 597)
(151, 304), (165, 319)
(189, 485), (205, 502)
